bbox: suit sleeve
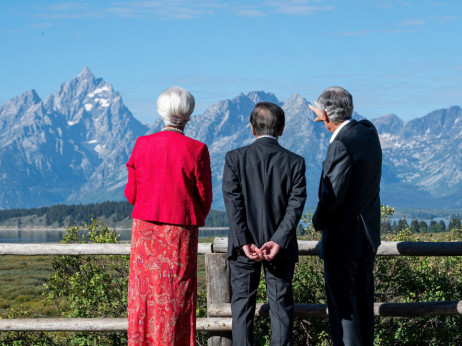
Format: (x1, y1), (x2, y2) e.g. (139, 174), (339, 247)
(271, 157), (307, 248)
(222, 152), (251, 247)
(124, 139), (138, 205)
(195, 144), (213, 218)
(312, 140), (351, 230)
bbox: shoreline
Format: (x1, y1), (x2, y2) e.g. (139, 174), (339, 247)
(0, 227), (132, 231)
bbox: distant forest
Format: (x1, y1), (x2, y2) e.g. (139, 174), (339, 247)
(1, 202), (460, 232)
(0, 201), (229, 227)
(384, 215), (462, 234)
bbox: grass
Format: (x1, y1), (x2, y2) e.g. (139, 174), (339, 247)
(0, 255), (58, 316)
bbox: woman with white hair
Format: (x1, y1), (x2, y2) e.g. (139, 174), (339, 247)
(124, 86), (213, 345)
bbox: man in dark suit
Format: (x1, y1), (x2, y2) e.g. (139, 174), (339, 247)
(310, 87), (382, 346)
(222, 102), (307, 345)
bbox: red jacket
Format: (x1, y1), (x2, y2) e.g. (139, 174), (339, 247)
(124, 131), (213, 227)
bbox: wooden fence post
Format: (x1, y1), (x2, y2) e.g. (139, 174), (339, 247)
(206, 252), (232, 346)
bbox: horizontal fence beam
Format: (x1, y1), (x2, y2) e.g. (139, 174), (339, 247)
(0, 244), (131, 256)
(208, 303), (328, 318)
(208, 301), (462, 318)
(1, 238), (461, 256)
(0, 243), (212, 256)
(0, 318), (232, 332)
(375, 241), (462, 256)
(212, 237), (462, 256)
(2, 300), (461, 332)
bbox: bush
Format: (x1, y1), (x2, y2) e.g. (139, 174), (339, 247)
(44, 220), (129, 345)
(0, 306), (58, 345)
(249, 207), (462, 345)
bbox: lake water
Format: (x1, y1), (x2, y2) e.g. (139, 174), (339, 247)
(0, 227), (229, 243)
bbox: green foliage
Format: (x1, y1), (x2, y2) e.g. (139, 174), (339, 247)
(381, 205), (394, 234)
(44, 220), (129, 345)
(0, 307), (58, 345)
(249, 207), (462, 345)
(410, 219), (419, 233)
(448, 218), (461, 232)
(374, 226), (462, 344)
(204, 209), (229, 227)
(195, 291), (209, 346)
(418, 220), (429, 233)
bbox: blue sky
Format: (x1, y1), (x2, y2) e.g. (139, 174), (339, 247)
(0, 0), (461, 124)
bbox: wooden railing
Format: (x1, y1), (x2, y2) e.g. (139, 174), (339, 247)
(1, 237), (462, 345)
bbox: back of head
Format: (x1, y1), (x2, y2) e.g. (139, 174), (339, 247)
(250, 102), (285, 137)
(318, 86), (353, 124)
(156, 86), (195, 127)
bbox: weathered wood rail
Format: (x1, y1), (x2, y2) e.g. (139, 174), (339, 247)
(2, 238), (462, 256)
(1, 236), (462, 344)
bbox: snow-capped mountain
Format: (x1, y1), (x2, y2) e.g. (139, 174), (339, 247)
(373, 106), (462, 208)
(0, 68), (461, 209)
(0, 68), (148, 208)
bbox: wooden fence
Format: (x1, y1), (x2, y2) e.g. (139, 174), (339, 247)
(1, 237), (462, 345)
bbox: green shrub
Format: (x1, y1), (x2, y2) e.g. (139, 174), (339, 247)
(43, 220), (130, 345)
(0, 306), (58, 345)
(250, 207), (462, 345)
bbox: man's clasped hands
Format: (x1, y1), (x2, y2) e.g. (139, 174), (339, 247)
(241, 241), (281, 262)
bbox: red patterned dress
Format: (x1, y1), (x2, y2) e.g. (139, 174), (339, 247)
(128, 218), (198, 345)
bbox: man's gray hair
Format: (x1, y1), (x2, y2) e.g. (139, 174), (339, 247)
(156, 86), (195, 127)
(317, 86), (353, 124)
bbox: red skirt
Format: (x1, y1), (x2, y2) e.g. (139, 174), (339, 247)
(128, 219), (198, 345)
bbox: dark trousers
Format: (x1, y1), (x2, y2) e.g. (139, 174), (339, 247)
(229, 254), (295, 346)
(324, 250), (375, 346)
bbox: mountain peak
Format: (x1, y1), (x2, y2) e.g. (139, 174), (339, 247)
(283, 93), (310, 114)
(245, 91), (279, 105)
(23, 89), (41, 104)
(78, 67), (95, 80)
(372, 113), (405, 134)
(285, 93), (307, 104)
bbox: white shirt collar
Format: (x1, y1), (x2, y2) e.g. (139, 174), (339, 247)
(330, 119), (352, 143)
(256, 135), (277, 141)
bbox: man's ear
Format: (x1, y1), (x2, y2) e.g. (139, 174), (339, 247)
(323, 110), (330, 124)
(251, 124), (257, 136)
(278, 125), (285, 137)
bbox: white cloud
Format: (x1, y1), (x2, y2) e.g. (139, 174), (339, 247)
(264, 0), (334, 16)
(32, 1), (219, 21)
(400, 19), (426, 26)
(434, 15), (461, 23)
(31, 0), (335, 21)
(234, 7), (267, 17)
(340, 30), (375, 37)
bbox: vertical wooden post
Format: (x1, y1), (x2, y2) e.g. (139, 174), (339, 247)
(206, 252), (232, 346)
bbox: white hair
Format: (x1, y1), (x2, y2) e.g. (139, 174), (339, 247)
(156, 86), (195, 127)
(318, 86), (354, 124)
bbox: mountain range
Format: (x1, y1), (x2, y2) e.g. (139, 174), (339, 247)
(1, 67), (461, 210)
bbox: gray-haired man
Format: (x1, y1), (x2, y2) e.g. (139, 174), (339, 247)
(310, 87), (382, 345)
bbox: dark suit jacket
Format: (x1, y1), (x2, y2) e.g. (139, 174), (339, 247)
(222, 137), (307, 262)
(312, 120), (382, 259)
